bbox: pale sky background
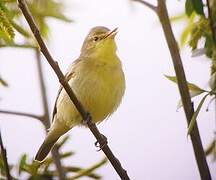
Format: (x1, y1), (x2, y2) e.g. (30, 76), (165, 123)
(0, 0), (216, 179)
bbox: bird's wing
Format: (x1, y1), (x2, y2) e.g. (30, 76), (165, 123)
(52, 59), (81, 121)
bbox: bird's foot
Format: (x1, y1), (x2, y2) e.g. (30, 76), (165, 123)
(95, 134), (108, 151)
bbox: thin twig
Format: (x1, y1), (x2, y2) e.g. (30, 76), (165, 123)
(206, 0), (216, 44)
(0, 130), (12, 180)
(35, 49), (66, 179)
(17, 0), (130, 179)
(51, 145), (66, 179)
(0, 110), (43, 121)
(132, 0), (157, 13)
(134, 0), (212, 179)
(35, 49), (50, 129)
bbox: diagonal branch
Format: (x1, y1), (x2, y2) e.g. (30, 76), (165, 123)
(0, 130), (12, 180)
(0, 110), (43, 121)
(134, 0), (212, 179)
(17, 0), (130, 179)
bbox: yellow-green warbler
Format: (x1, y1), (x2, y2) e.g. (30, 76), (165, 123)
(35, 26), (125, 161)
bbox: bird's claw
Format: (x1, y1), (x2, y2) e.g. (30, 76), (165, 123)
(95, 134), (107, 151)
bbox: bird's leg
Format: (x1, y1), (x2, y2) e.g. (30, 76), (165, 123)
(82, 112), (108, 151)
(95, 134), (108, 151)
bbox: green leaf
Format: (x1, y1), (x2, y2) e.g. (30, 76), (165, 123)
(27, 0), (72, 39)
(10, 21), (31, 38)
(185, 0), (204, 16)
(170, 13), (186, 23)
(165, 75), (207, 110)
(42, 151), (74, 166)
(204, 34), (214, 58)
(180, 25), (192, 47)
(187, 94), (209, 135)
(18, 154), (27, 175)
(177, 91), (201, 110)
(0, 77), (8, 87)
(185, 0), (204, 17)
(0, 8), (14, 42)
(208, 72), (216, 90)
(69, 158), (107, 179)
(0, 154), (5, 172)
(177, 89), (206, 110)
(165, 75), (178, 83)
(23, 160), (40, 176)
(179, 13), (196, 47)
(205, 139), (216, 156)
(165, 75), (206, 94)
(65, 166), (101, 179)
(192, 0), (204, 15)
(185, 0), (194, 16)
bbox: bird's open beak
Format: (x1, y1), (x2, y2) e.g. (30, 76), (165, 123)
(104, 27), (118, 39)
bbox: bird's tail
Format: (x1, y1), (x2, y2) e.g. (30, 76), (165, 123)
(35, 134), (59, 162)
(35, 120), (69, 162)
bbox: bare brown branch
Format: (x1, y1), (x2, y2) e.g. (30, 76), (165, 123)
(35, 49), (50, 129)
(17, 0), (130, 179)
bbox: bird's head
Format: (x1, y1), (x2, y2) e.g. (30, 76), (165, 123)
(80, 26), (118, 57)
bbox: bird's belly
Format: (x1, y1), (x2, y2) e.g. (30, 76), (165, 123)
(56, 67), (125, 127)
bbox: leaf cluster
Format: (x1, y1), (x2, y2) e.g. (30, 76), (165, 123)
(0, 0), (72, 91)
(0, 136), (107, 179)
(0, 0), (72, 47)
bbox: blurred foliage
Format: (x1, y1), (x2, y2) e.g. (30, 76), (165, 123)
(0, 0), (72, 45)
(0, 76), (8, 87)
(185, 0), (204, 16)
(0, 0), (72, 86)
(205, 139), (216, 161)
(0, 136), (107, 179)
(167, 0), (216, 160)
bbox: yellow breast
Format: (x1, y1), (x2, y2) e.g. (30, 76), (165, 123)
(73, 57), (125, 123)
(56, 56), (125, 127)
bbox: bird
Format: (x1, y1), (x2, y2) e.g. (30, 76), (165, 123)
(35, 26), (125, 161)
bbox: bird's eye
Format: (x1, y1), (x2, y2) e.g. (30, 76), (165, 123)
(93, 36), (99, 42)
